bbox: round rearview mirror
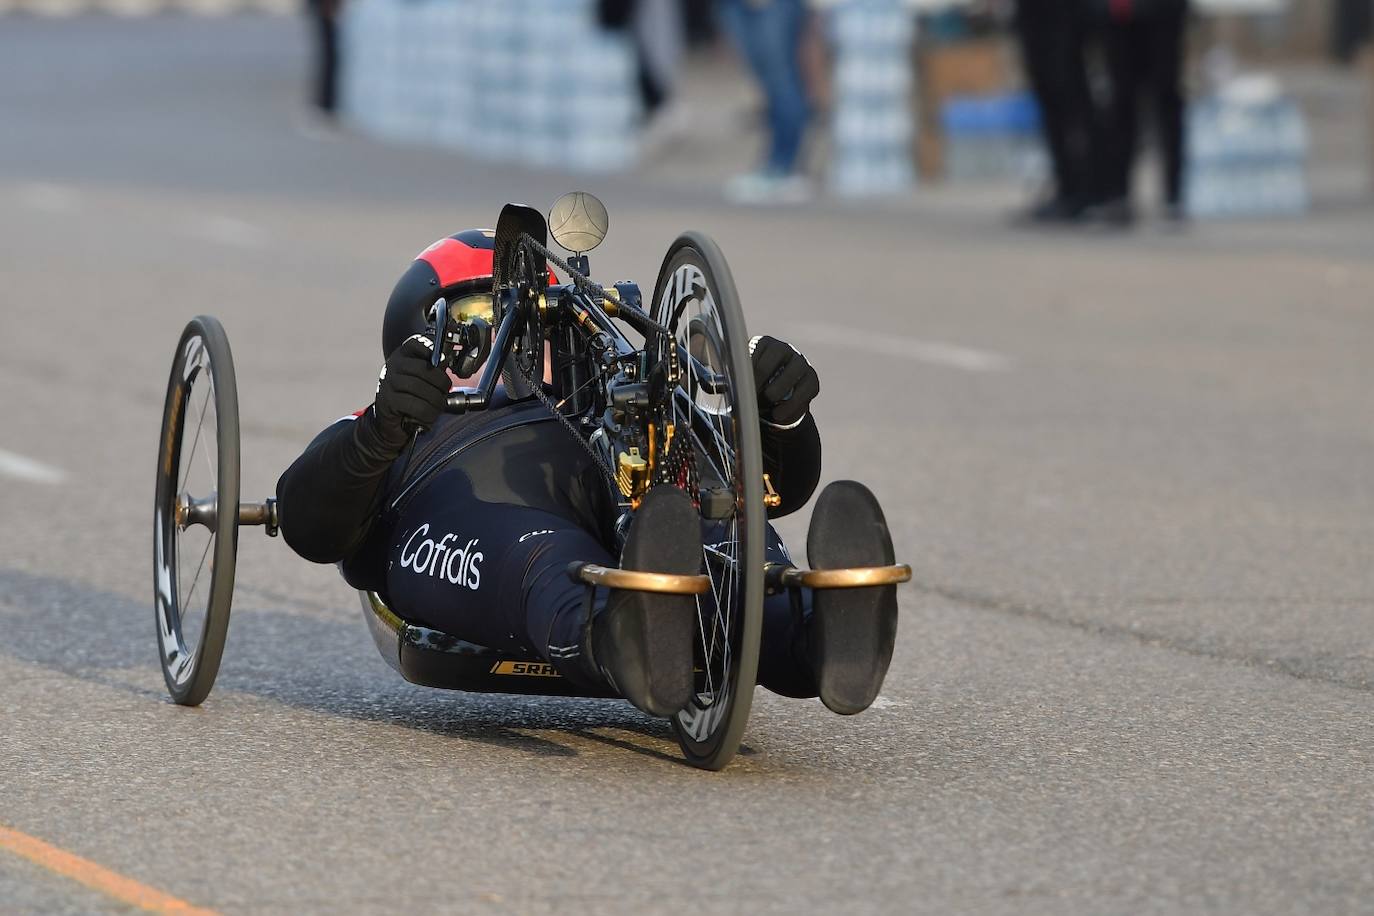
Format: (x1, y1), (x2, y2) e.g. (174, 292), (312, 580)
(548, 191), (609, 253)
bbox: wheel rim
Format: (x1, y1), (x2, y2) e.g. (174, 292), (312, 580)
(154, 316), (238, 705)
(155, 333), (219, 685)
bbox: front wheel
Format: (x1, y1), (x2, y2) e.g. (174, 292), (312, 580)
(651, 232), (765, 771)
(153, 315), (241, 705)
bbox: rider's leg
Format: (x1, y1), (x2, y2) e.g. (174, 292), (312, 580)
(756, 526), (818, 698)
(385, 497), (612, 657)
(384, 474), (701, 716)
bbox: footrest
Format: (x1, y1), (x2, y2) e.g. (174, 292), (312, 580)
(764, 562), (912, 590)
(567, 562), (711, 595)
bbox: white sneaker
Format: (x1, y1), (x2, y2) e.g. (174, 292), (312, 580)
(639, 101), (693, 160)
(724, 170), (813, 206)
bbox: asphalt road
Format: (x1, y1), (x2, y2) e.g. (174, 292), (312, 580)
(3, 16), (1374, 916)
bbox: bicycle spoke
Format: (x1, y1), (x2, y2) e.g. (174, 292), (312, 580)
(695, 594), (717, 699)
(180, 527), (214, 622)
(717, 520), (736, 678)
(182, 360), (212, 492)
(200, 374), (218, 484)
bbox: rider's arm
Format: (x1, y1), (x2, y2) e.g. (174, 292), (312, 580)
(752, 335), (822, 518)
(276, 335), (451, 564)
(275, 414), (398, 563)
(761, 413), (821, 518)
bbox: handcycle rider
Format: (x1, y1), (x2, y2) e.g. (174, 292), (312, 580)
(275, 229), (899, 717)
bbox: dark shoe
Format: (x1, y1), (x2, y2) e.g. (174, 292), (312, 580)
(592, 486), (701, 717)
(1083, 196), (1136, 228)
(806, 481), (898, 715)
(1011, 195), (1086, 226)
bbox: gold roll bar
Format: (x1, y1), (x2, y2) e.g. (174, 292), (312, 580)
(571, 563), (711, 595)
(768, 563), (911, 590)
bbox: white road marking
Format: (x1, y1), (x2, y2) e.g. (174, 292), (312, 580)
(789, 320), (1013, 373)
(16, 182), (81, 213)
(0, 449), (65, 485)
(189, 215), (267, 249)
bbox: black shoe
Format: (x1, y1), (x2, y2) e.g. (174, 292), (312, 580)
(592, 486), (701, 717)
(1083, 196), (1136, 228)
(1011, 195), (1086, 226)
(1161, 202), (1189, 226)
(805, 481), (898, 715)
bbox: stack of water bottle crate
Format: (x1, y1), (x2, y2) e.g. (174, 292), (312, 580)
(1185, 75), (1309, 218)
(828, 0), (917, 196)
(340, 0), (639, 173)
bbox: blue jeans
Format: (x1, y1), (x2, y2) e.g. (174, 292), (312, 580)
(717, 0), (811, 175)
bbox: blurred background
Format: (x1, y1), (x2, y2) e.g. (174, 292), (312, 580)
(5, 0), (1371, 214)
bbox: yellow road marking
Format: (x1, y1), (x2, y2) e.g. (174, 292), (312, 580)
(0, 823), (219, 915)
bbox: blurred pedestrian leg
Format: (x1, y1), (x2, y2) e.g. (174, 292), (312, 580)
(719, 0), (813, 202)
(636, 0), (693, 154)
(1012, 0), (1100, 222)
(307, 0), (341, 118)
(1101, 0), (1188, 218)
(636, 0), (686, 114)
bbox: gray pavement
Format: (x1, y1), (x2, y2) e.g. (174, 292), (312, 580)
(2, 16), (1374, 915)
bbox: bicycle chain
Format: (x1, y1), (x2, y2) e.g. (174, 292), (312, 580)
(518, 234), (673, 337)
(655, 426), (701, 509)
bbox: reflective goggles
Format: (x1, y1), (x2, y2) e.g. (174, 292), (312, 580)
(447, 292), (494, 325)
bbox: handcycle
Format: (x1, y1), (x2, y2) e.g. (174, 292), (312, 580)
(153, 192), (910, 770)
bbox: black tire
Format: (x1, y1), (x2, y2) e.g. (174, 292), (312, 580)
(651, 232), (765, 771)
(153, 315), (240, 706)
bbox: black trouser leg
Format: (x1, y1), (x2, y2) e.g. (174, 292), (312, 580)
(1017, 18), (1097, 205)
(636, 41), (666, 117)
(1103, 22), (1143, 202)
(1018, 23), (1075, 201)
(310, 5), (338, 114)
(1146, 8), (1187, 206)
(1104, 5), (1187, 207)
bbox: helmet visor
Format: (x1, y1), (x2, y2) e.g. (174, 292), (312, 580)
(448, 292), (494, 325)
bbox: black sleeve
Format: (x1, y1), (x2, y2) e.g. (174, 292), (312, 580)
(760, 413), (822, 519)
(275, 411), (403, 564)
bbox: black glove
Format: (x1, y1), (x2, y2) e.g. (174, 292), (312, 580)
(368, 334), (451, 447)
(751, 335), (819, 428)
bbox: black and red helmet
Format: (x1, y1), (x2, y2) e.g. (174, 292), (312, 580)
(382, 229), (497, 359)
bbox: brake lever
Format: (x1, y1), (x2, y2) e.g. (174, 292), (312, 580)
(400, 298), (449, 441)
(429, 297), (449, 370)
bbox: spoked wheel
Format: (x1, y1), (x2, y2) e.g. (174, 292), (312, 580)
(651, 232), (765, 771)
(153, 316), (241, 706)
